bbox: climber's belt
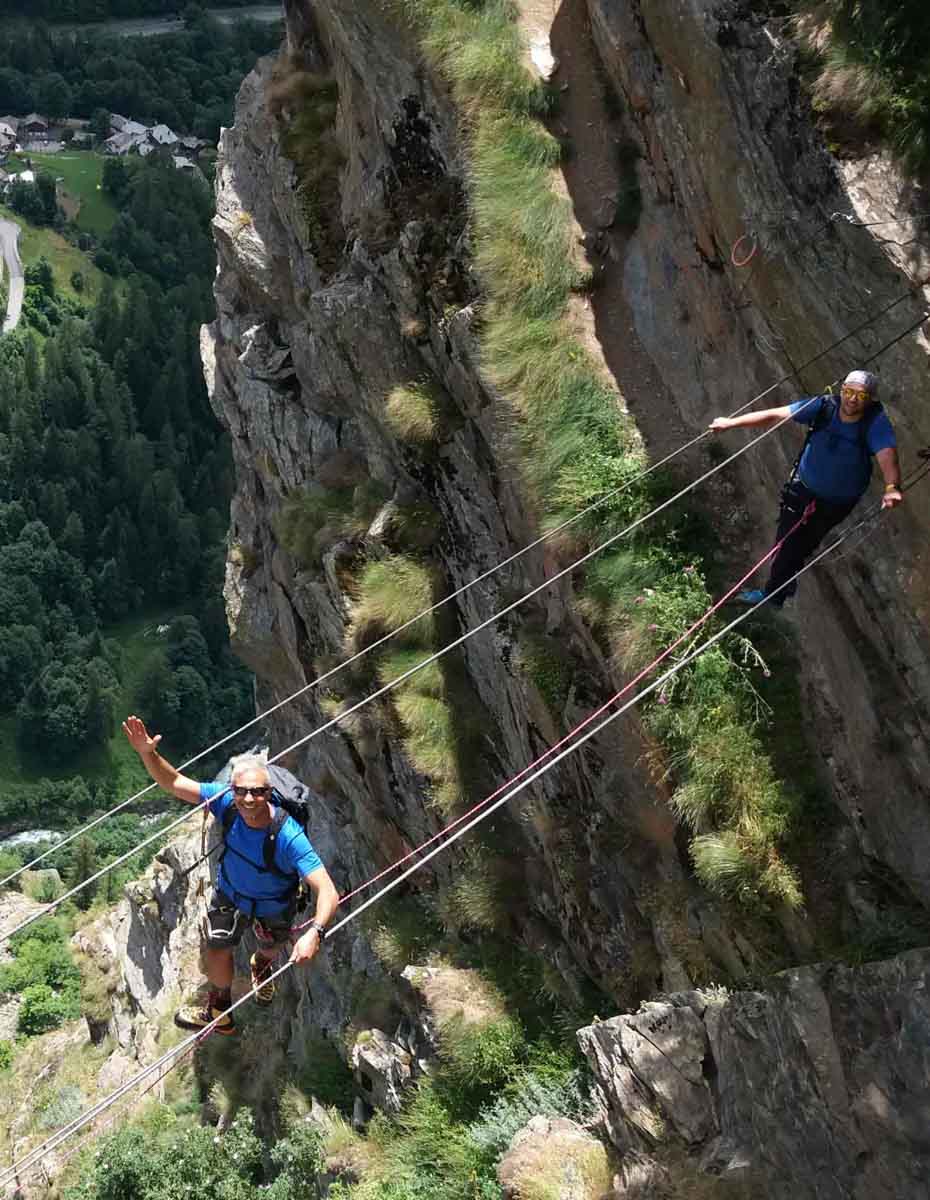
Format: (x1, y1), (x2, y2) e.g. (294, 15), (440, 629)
(204, 891), (293, 949)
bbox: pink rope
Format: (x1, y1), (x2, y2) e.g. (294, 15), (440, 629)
(293, 501), (815, 931)
(731, 232), (758, 268)
(3, 504), (819, 1194)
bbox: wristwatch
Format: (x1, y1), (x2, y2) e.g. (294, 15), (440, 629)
(309, 921), (327, 941)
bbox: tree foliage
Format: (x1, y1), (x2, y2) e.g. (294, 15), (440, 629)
(0, 156), (252, 777)
(0, 12), (280, 143)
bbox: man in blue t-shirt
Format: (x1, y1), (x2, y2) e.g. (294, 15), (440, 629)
(709, 370), (902, 607)
(123, 715), (339, 1036)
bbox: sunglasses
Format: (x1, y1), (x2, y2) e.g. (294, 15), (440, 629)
(840, 386), (868, 401)
(232, 785), (271, 799)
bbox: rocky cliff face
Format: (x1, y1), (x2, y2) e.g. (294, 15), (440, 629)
(201, 0), (930, 1000)
(582, 0), (930, 906)
(201, 0), (690, 1020)
(201, 0), (930, 1006)
(579, 949), (930, 1198)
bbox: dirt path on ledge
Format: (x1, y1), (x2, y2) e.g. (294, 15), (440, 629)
(543, 0), (698, 465)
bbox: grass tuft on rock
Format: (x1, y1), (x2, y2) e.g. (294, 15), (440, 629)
(384, 380), (446, 446)
(393, 0), (806, 911)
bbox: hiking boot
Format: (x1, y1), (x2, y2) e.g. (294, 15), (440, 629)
(174, 990), (236, 1036)
(250, 953), (276, 1007)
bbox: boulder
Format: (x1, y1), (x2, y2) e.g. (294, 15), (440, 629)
(497, 1115), (614, 1200)
(578, 951), (930, 1198)
(350, 1028), (413, 1114)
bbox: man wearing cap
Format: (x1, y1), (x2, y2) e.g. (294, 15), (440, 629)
(709, 370), (902, 607)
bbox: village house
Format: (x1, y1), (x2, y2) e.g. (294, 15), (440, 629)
(171, 155), (207, 186)
(103, 117), (202, 171)
(0, 122), (16, 157)
(149, 124), (178, 148)
(21, 114), (49, 139)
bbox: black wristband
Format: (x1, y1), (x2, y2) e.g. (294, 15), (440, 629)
(309, 921), (327, 941)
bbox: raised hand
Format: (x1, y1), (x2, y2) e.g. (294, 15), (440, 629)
(122, 714), (162, 757)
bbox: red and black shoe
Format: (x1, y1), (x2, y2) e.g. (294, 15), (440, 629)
(174, 990), (236, 1036)
(250, 953), (276, 1007)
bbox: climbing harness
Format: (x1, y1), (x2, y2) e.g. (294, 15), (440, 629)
(7, 461), (930, 1196)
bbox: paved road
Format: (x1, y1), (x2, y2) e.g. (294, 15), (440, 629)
(59, 4), (283, 38)
(0, 218), (23, 335)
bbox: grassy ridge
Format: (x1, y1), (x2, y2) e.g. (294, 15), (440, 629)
(391, 0), (803, 910)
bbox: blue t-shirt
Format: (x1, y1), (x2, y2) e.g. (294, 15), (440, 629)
(790, 395), (896, 503)
(201, 782), (324, 917)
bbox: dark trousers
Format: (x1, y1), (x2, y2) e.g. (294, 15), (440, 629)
(764, 479), (857, 605)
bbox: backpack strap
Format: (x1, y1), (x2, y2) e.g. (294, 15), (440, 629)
(262, 806), (293, 882)
(789, 395), (833, 482)
(216, 803), (298, 896)
(216, 801), (239, 876)
(857, 400), (883, 451)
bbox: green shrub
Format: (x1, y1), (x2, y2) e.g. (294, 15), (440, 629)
(265, 1123), (325, 1200)
(0, 1040), (11, 1071)
(361, 1083), (497, 1200)
(800, 1), (930, 171)
(295, 1037), (355, 1115)
(436, 1014), (526, 1119)
(438, 851), (506, 933)
(65, 1111), (273, 1200)
(466, 1068), (593, 1156)
(17, 982), (76, 1035)
(366, 896), (444, 973)
(395, 691), (462, 812)
(377, 648), (444, 697)
(517, 634), (574, 715)
(39, 1084), (87, 1130)
(394, 0), (806, 913)
(75, 947), (118, 1024)
(273, 64), (346, 265)
(1, 924), (81, 1003)
(0, 850), (21, 890)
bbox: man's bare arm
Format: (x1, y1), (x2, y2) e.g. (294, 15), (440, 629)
(290, 866), (340, 964)
(121, 715), (201, 804)
(709, 404), (795, 432)
(876, 446), (903, 508)
(303, 866), (340, 928)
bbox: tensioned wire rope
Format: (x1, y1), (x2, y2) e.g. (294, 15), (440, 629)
(0, 285), (912, 897)
(0, 495), (828, 1191)
(0, 287), (919, 900)
(1, 304), (926, 945)
(5, 456), (929, 1195)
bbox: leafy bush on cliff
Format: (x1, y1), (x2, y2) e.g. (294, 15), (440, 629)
(65, 1109), (322, 1200)
(799, 0), (930, 169)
